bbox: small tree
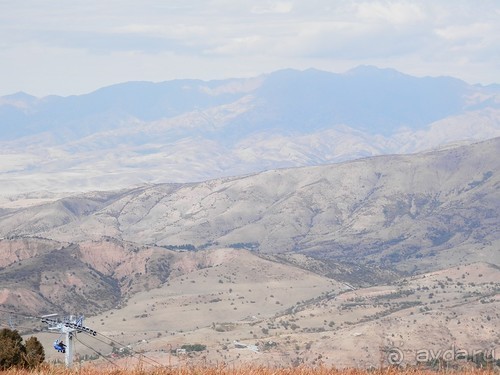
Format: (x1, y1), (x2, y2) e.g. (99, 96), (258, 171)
(23, 336), (45, 369)
(0, 329), (45, 369)
(0, 328), (25, 370)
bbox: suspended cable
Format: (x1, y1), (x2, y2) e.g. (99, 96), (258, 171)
(61, 327), (163, 369)
(78, 333), (161, 369)
(0, 309), (40, 333)
(74, 335), (119, 368)
(0, 322), (37, 331)
(95, 332), (164, 368)
(0, 308), (38, 319)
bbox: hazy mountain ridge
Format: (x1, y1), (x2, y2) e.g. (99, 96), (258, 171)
(1, 66), (500, 195)
(0, 67), (479, 139)
(1, 138), (498, 275)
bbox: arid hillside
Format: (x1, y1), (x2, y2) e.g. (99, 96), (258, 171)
(1, 138), (499, 276)
(26, 260), (499, 368)
(0, 139), (498, 368)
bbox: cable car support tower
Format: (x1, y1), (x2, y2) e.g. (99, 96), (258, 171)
(42, 314), (97, 368)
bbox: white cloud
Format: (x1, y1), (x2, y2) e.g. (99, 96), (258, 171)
(354, 1), (426, 24)
(252, 2), (293, 14)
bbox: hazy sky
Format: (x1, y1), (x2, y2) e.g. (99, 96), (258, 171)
(1, 0), (499, 97)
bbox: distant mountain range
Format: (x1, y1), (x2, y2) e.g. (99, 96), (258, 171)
(1, 66), (500, 195)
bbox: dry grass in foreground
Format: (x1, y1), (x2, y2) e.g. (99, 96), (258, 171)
(0, 365), (497, 375)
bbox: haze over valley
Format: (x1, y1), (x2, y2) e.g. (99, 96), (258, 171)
(1, 67), (500, 197)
